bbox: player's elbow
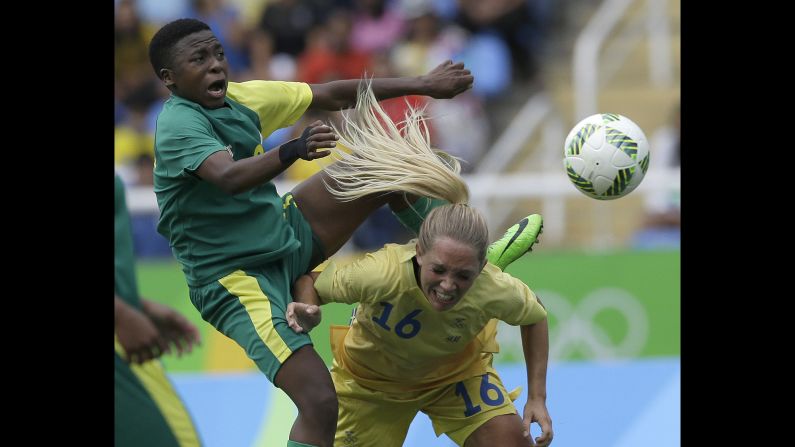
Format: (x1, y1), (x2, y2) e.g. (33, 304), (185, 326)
(310, 96), (351, 111)
(207, 173), (249, 196)
(309, 84), (355, 110)
(207, 174), (242, 195)
(196, 155), (249, 195)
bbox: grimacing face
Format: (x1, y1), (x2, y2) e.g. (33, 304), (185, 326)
(415, 237), (485, 312)
(161, 30), (229, 109)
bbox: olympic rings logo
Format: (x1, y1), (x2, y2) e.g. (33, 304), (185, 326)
(495, 288), (649, 360)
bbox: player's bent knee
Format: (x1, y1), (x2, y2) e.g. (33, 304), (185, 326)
(276, 347), (338, 425)
(307, 387), (338, 425)
(464, 414), (526, 447)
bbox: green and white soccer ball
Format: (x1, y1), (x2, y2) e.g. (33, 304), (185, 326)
(563, 113), (650, 200)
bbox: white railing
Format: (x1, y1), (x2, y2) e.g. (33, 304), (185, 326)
(475, 93), (551, 174)
(574, 0), (673, 120)
(127, 167), (680, 249)
(127, 169), (679, 212)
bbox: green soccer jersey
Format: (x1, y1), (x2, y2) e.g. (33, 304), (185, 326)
(115, 174), (140, 308)
(153, 81), (312, 286)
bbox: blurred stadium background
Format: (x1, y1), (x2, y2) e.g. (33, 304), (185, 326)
(116, 0), (680, 445)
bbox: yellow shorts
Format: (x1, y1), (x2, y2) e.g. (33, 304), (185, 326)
(331, 363), (520, 447)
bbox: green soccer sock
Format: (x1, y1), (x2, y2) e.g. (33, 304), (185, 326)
(286, 441), (318, 447)
(391, 196), (449, 235)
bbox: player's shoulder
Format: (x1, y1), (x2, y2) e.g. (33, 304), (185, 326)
(354, 243), (415, 283)
(477, 264), (528, 294)
(160, 96), (198, 116)
(157, 97), (208, 127)
(228, 80), (309, 99)
(381, 242), (416, 260)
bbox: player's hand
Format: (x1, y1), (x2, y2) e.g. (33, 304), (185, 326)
(523, 397), (554, 446)
(301, 120), (338, 160)
(116, 303), (169, 364)
(286, 302), (322, 333)
(419, 60), (474, 99)
(280, 120), (337, 164)
(142, 299), (201, 357)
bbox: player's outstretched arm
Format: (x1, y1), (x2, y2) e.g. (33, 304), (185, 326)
(308, 60), (474, 111)
(521, 297), (554, 446)
(286, 273), (323, 334)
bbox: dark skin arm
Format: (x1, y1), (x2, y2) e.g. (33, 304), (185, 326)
(521, 297), (554, 446)
(115, 295), (167, 364)
(308, 60), (473, 110)
(197, 60), (472, 194)
(141, 299), (201, 357)
(286, 272), (323, 333)
(196, 121), (337, 195)
(115, 296), (202, 364)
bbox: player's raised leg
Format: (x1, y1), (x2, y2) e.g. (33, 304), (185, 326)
(487, 214), (544, 271)
(274, 346), (338, 447)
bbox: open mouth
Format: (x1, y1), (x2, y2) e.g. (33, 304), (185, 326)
(207, 79), (226, 98)
(432, 290), (456, 308)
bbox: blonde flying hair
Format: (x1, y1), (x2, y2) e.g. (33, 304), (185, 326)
(418, 204), (490, 265)
(321, 79), (470, 205)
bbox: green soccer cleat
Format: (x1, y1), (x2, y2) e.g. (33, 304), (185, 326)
(487, 214), (543, 271)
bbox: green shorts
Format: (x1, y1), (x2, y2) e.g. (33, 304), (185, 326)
(188, 193), (319, 382)
(115, 337), (201, 447)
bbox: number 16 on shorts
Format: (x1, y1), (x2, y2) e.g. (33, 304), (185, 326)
(455, 373), (506, 416)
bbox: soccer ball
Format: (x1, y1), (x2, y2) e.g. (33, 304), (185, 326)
(563, 113), (650, 200)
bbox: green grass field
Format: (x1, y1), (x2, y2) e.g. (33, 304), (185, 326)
(137, 248), (679, 371)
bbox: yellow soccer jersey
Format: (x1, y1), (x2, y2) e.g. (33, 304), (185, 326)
(226, 80), (312, 140)
(314, 242), (547, 393)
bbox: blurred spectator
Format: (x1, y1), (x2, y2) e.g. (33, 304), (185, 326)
(391, 2), (467, 79)
(188, 0), (250, 77)
(296, 9), (373, 83)
(115, 99), (128, 126)
(241, 29), (299, 81)
(223, 0), (271, 29)
(135, 0), (190, 24)
(115, 104), (155, 185)
(425, 92), (489, 173)
(455, 0), (540, 80)
(115, 0), (160, 114)
(349, 0), (407, 54)
(257, 0), (322, 57)
(369, 52), (435, 140)
(135, 154), (155, 187)
(389, 4), (491, 171)
(393, 1), (510, 97)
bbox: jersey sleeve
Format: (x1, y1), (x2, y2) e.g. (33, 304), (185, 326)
(490, 272), (547, 326)
(226, 81), (312, 138)
(114, 175), (141, 308)
(155, 107), (228, 176)
(313, 247), (395, 305)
